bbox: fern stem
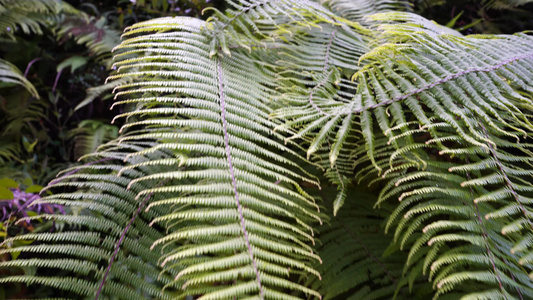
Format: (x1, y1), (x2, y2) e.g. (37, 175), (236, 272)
(323, 30), (337, 72)
(52, 69), (63, 93)
(478, 121), (533, 228)
(346, 51), (533, 115)
(464, 157), (509, 299)
(308, 30), (338, 117)
(309, 70), (333, 116)
(229, 44), (283, 49)
(476, 120), (529, 298)
(95, 180), (165, 300)
(504, 258), (524, 300)
(217, 59), (264, 299)
(24, 57), (41, 78)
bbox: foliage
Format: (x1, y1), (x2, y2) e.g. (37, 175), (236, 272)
(0, 0), (119, 183)
(1, 0), (533, 299)
(0, 58), (38, 98)
(410, 0), (533, 34)
(484, 0), (533, 9)
(68, 120), (119, 160)
(0, 0), (217, 184)
(308, 191), (432, 299)
(0, 177), (64, 298)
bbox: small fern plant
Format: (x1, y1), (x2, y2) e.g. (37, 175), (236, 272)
(2, 0), (533, 299)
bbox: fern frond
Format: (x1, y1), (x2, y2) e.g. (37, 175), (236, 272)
(0, 58), (38, 97)
(354, 13), (533, 299)
(107, 14), (328, 297)
(0, 142), (179, 298)
(309, 192), (431, 299)
(321, 0), (410, 22)
(269, 7), (533, 298)
(0, 0), (61, 38)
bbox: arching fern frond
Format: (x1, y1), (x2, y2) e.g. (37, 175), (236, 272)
(108, 16), (326, 298)
(0, 143), (178, 299)
(1, 5), (331, 298)
(321, 0), (411, 22)
(0, 58), (38, 97)
(2, 1), (533, 299)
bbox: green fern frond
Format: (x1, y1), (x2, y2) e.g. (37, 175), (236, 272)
(0, 0), (61, 38)
(309, 192), (431, 299)
(3, 1), (533, 299)
(109, 15), (327, 298)
(0, 58), (38, 97)
(266, 6), (533, 298)
(321, 0), (411, 22)
(0, 140), (179, 298)
(0, 136), (21, 163)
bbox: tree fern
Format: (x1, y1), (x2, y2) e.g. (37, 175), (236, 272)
(2, 0), (533, 299)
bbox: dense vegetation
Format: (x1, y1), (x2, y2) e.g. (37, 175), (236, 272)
(1, 0), (533, 299)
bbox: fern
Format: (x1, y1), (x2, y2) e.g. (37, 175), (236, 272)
(309, 191), (433, 299)
(483, 0), (533, 9)
(0, 0), (62, 38)
(0, 0), (119, 58)
(2, 0), (533, 299)
(0, 58), (38, 97)
(68, 120), (119, 160)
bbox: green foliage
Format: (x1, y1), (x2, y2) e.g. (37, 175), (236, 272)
(484, 0), (533, 9)
(0, 58), (38, 97)
(68, 120), (119, 160)
(0, 0), (216, 185)
(410, 0), (533, 34)
(2, 0), (533, 299)
(0, 0), (122, 183)
(0, 0), (67, 38)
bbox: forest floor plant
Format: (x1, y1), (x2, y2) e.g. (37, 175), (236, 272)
(1, 0), (533, 299)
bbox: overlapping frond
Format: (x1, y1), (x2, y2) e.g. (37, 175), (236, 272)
(359, 14), (533, 299)
(309, 192), (431, 299)
(269, 7), (533, 298)
(320, 0), (410, 22)
(0, 142), (178, 299)
(56, 14), (121, 62)
(317, 12), (533, 299)
(2, 0), (533, 299)
(106, 15), (328, 298)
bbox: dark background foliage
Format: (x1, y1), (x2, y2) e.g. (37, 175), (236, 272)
(0, 0), (224, 184)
